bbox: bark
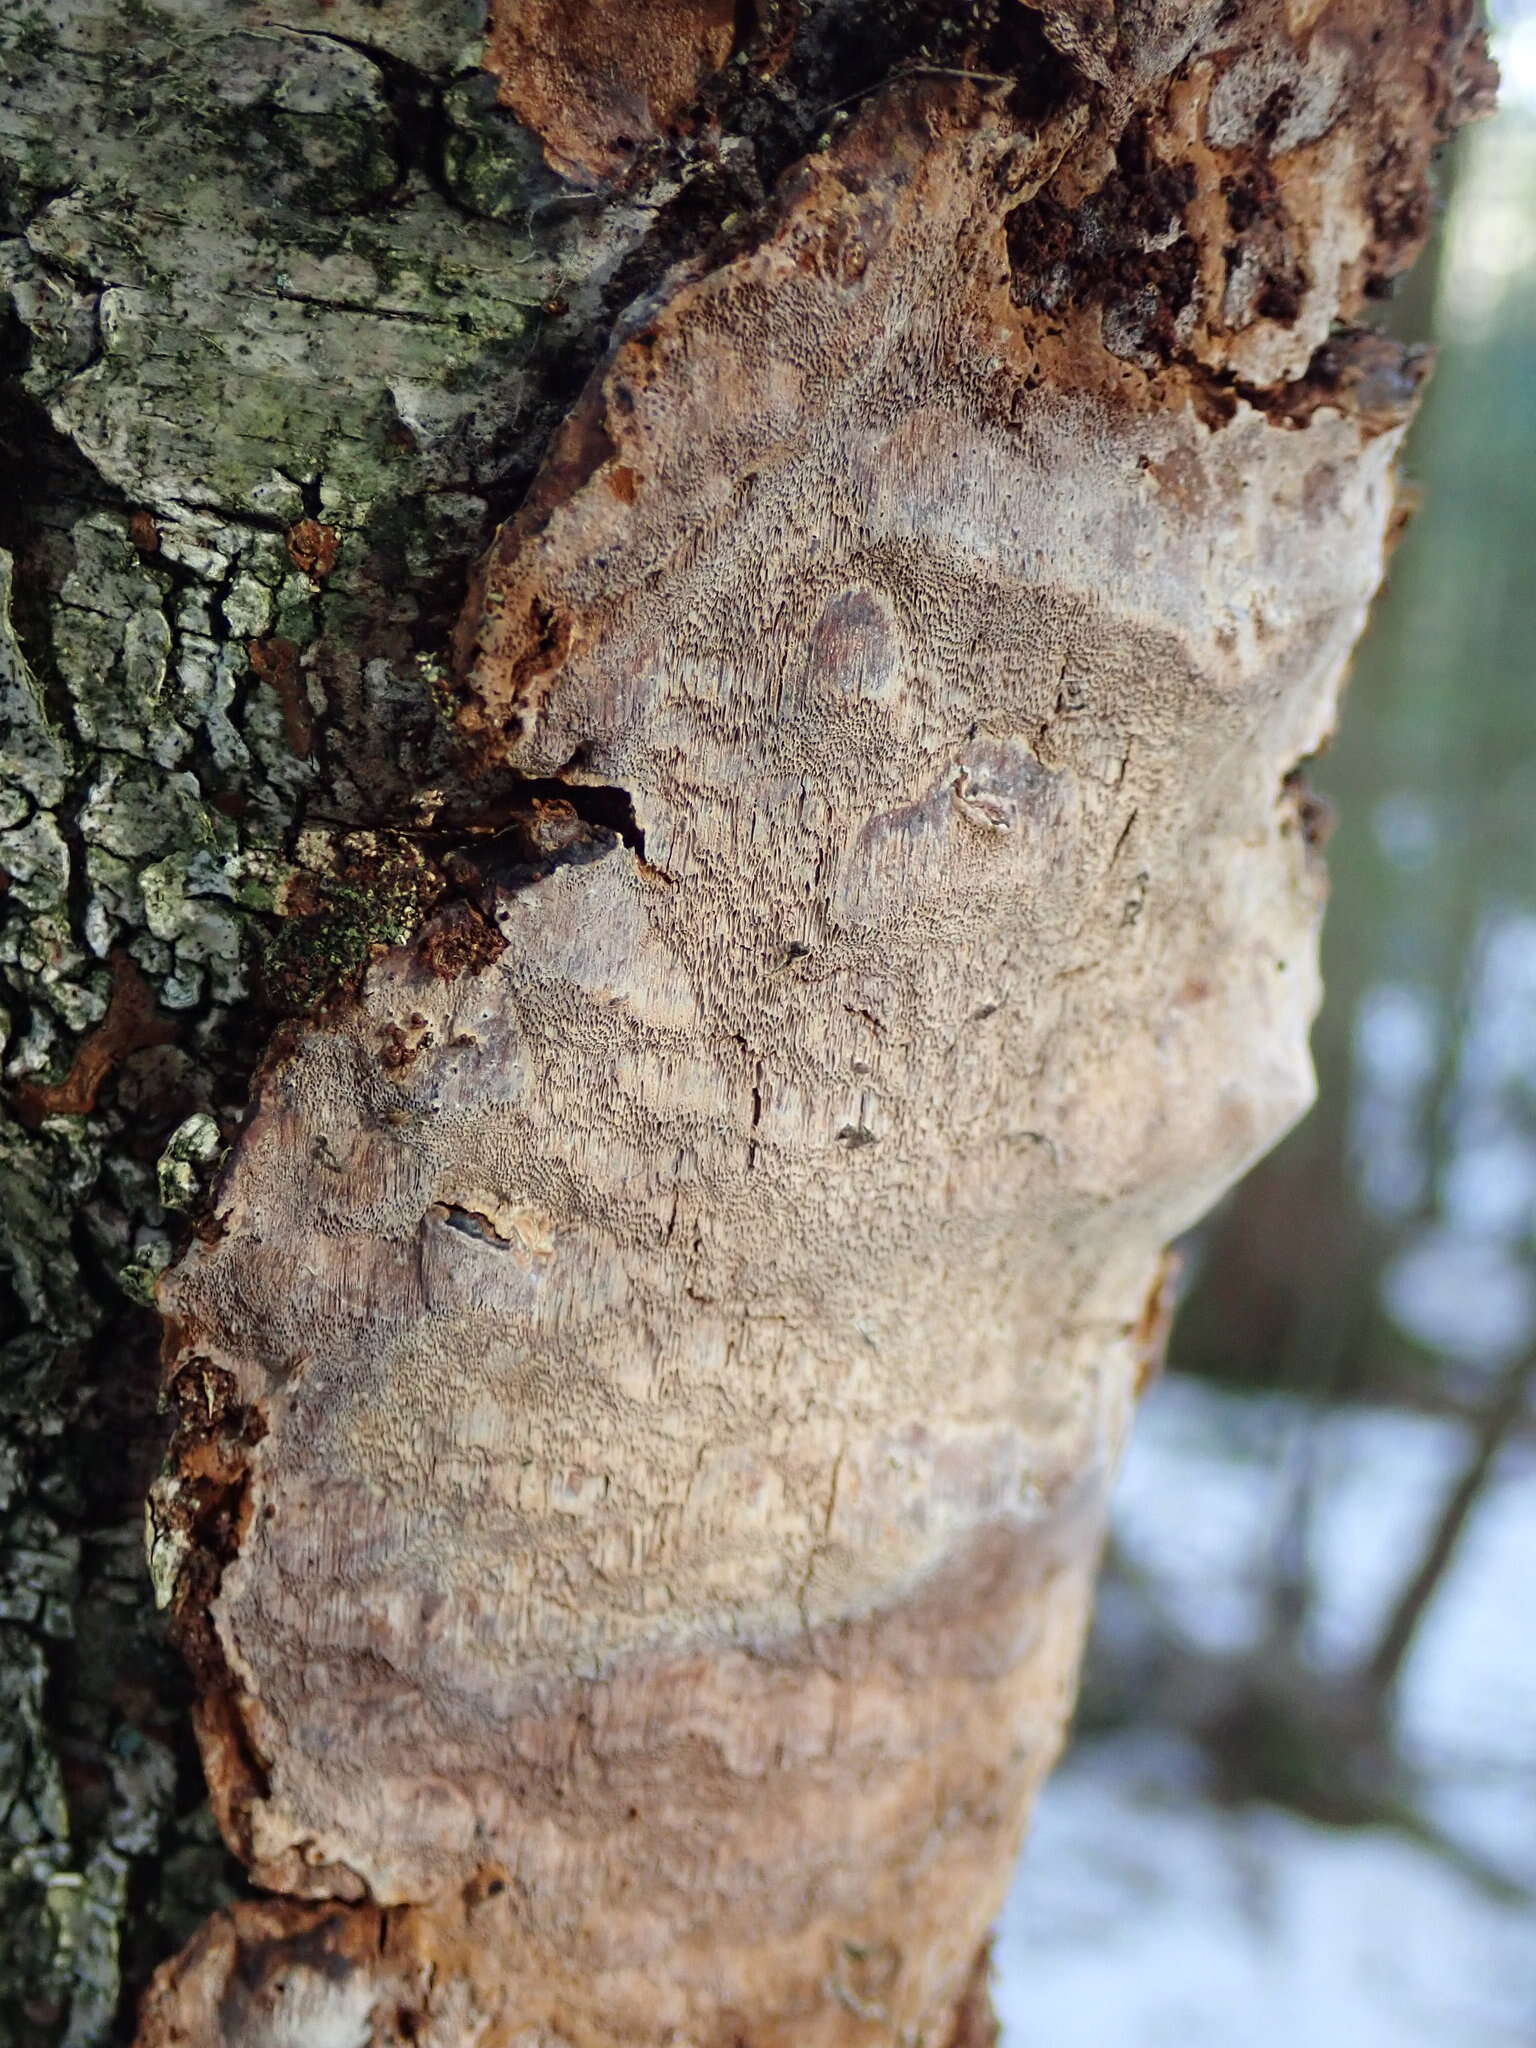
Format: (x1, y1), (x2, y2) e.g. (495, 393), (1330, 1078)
(0, 3), (1492, 2045)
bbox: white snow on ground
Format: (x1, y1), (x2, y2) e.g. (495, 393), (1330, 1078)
(994, 1380), (1536, 2046)
(997, 1734), (1536, 2048)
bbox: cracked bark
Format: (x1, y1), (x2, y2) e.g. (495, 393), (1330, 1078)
(0, 2), (1492, 2044)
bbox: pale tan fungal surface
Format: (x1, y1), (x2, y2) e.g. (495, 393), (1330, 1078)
(143, 3), (1491, 2042)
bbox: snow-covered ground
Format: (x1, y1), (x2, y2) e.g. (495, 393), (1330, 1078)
(994, 1380), (1536, 2045)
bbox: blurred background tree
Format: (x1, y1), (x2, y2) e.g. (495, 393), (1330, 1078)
(998, 10), (1536, 2040)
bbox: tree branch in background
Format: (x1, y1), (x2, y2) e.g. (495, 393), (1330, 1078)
(1364, 1342), (1536, 1704)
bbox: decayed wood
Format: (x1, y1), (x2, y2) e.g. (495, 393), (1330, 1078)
(139, 3), (1490, 2043)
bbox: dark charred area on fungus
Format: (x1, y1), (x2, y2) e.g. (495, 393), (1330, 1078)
(1006, 117), (1202, 344)
(990, 0), (1491, 426)
(1220, 160), (1307, 323)
(411, 902), (508, 984)
(1280, 764), (1338, 854)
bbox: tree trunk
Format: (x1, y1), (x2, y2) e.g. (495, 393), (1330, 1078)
(0, 4), (1492, 2044)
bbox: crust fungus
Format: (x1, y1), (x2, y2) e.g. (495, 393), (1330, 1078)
(144, 6), (1492, 2041)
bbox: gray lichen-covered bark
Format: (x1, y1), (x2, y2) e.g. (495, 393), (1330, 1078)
(0, 1), (1492, 2043)
(0, 1), (677, 2030)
